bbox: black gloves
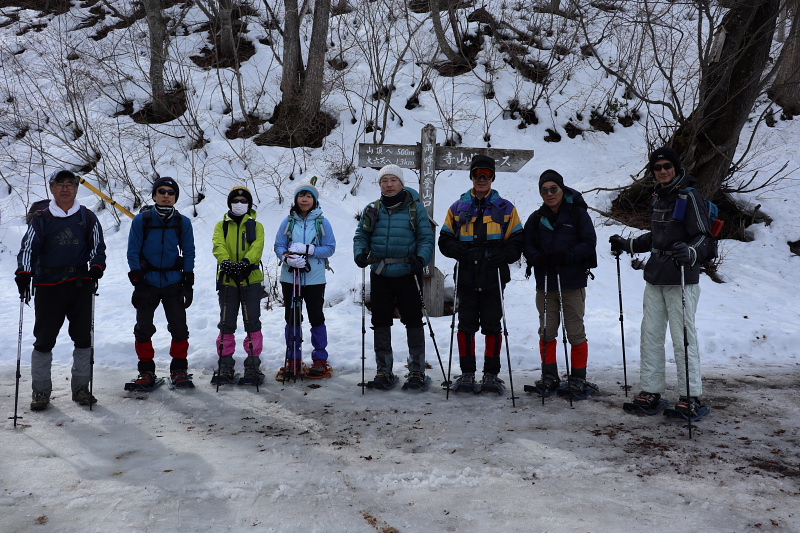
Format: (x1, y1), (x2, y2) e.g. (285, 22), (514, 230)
(220, 260), (233, 275)
(410, 256), (425, 274)
(89, 266), (104, 280)
(128, 270), (145, 286)
(15, 271), (31, 301)
(609, 235), (628, 255)
(182, 272), (194, 309)
(486, 248), (507, 267)
(672, 242), (693, 264)
(355, 253), (370, 269)
(450, 241), (470, 261)
(538, 251), (566, 268)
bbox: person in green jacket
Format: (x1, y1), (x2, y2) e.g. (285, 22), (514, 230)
(212, 186), (266, 384)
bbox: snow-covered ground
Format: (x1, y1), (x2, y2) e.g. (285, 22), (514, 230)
(2, 3), (800, 532)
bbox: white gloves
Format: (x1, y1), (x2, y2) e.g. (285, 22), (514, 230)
(285, 255), (307, 269)
(289, 242), (315, 256)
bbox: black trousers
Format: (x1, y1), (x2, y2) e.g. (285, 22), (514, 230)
(281, 282), (326, 327)
(457, 285), (503, 335)
(133, 283), (189, 342)
(33, 280), (94, 352)
(369, 272), (423, 329)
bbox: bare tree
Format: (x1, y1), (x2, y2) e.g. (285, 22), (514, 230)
(141, 0), (171, 121)
(429, 0), (471, 67)
(770, 1), (800, 115)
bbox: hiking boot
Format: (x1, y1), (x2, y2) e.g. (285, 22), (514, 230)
(481, 372), (504, 386)
(534, 374), (560, 393)
(675, 396), (703, 417)
(30, 391), (50, 412)
(405, 371), (426, 388)
(455, 372), (475, 385)
(276, 361), (306, 381)
(215, 367), (236, 384)
(568, 376), (590, 396)
(72, 385), (97, 406)
(135, 371), (157, 388)
(170, 369), (192, 385)
(307, 360), (332, 379)
(632, 391), (661, 410)
(372, 371), (396, 387)
(242, 368), (265, 380)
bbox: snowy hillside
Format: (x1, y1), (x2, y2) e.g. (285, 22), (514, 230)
(1, 2), (799, 532)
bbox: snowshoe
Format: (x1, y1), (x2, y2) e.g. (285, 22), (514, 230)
(124, 372), (165, 392)
(210, 369), (239, 385)
(363, 372), (399, 390)
(664, 397), (710, 421)
(451, 372), (479, 394)
(237, 369), (265, 386)
(557, 377), (598, 400)
(167, 370), (195, 389)
(623, 391), (669, 415)
(523, 374), (561, 397)
(477, 373), (505, 395)
(72, 386), (97, 406)
(306, 361), (333, 380)
(30, 391), (50, 411)
(402, 371), (431, 391)
(276, 361), (307, 382)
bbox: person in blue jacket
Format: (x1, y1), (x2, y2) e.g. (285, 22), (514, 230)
(353, 165), (435, 389)
(16, 169), (106, 410)
(274, 183), (336, 380)
(127, 177), (196, 388)
(523, 170), (597, 397)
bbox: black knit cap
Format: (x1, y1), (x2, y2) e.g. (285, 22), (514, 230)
(152, 177), (179, 201)
(227, 186), (253, 210)
(539, 169), (565, 190)
(648, 146), (682, 173)
(470, 154), (496, 179)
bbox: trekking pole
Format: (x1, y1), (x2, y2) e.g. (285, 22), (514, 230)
(614, 251), (629, 396)
(445, 263), (459, 400)
(9, 298), (25, 427)
(238, 279), (259, 392)
(360, 267), (366, 395)
(89, 282), (98, 411)
(680, 264), (694, 439)
(496, 270), (517, 408)
(216, 283), (228, 393)
(556, 270), (573, 408)
(541, 272), (548, 406)
(412, 274), (447, 387)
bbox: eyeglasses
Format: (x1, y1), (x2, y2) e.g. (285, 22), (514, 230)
(230, 198), (248, 204)
(52, 181), (78, 190)
(652, 162), (674, 172)
(156, 188), (176, 196)
(379, 176), (400, 184)
(472, 168), (494, 180)
(540, 186), (560, 196)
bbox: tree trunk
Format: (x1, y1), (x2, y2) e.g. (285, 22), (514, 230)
(770, 2), (800, 116)
(141, 0), (170, 120)
(672, 0), (780, 200)
(217, 0), (237, 65)
(301, 0), (331, 116)
(429, 0), (470, 66)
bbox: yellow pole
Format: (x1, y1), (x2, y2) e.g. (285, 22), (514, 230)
(78, 177), (135, 219)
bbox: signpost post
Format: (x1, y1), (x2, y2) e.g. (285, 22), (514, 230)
(358, 124), (533, 316)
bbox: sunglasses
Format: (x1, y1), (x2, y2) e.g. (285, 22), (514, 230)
(540, 186), (560, 196)
(652, 162), (674, 172)
(156, 188), (176, 196)
(230, 198), (249, 204)
(472, 168), (494, 180)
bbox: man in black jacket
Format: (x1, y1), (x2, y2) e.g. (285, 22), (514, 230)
(610, 146), (714, 417)
(16, 169), (106, 411)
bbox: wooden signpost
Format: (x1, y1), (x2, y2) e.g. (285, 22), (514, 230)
(358, 124), (534, 316)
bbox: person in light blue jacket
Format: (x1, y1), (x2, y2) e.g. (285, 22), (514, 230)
(274, 183), (336, 380)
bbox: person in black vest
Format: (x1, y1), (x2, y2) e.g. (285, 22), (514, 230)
(127, 177), (196, 388)
(16, 169), (106, 410)
(610, 147), (714, 418)
(523, 170), (597, 397)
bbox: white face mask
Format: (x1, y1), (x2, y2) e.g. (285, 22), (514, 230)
(230, 203), (249, 216)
